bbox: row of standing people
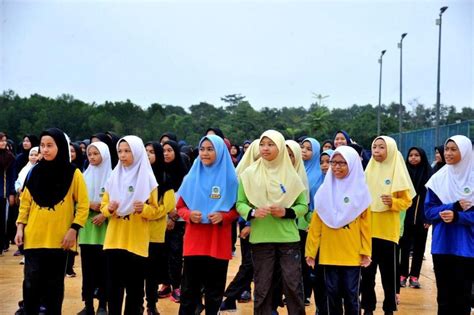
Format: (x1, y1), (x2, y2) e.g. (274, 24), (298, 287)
(1, 128), (472, 314)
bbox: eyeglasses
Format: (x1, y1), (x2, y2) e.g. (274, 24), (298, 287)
(330, 160), (348, 167)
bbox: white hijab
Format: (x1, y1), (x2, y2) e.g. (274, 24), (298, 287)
(105, 135), (158, 216)
(315, 146), (372, 229)
(83, 142), (112, 203)
(15, 147), (39, 192)
(425, 135), (474, 204)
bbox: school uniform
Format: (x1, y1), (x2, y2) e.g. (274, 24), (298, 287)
(361, 136), (415, 314)
(424, 135), (474, 315)
(0, 145), (15, 251)
(177, 135), (239, 315)
(78, 141), (112, 313)
(16, 128), (89, 315)
(307, 146), (372, 315)
(100, 135), (163, 315)
(238, 130), (308, 315)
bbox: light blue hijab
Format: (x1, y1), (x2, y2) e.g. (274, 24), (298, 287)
(178, 135), (239, 223)
(303, 137), (323, 211)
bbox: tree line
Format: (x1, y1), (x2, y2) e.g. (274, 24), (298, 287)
(1, 90), (472, 149)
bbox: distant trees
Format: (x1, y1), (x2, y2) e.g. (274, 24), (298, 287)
(1, 89), (472, 149)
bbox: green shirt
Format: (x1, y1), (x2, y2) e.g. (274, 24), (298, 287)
(236, 182), (308, 244)
(78, 210), (108, 245)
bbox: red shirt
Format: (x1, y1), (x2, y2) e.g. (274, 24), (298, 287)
(177, 197), (239, 260)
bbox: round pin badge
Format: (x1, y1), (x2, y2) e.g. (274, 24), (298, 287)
(385, 179), (391, 185)
(344, 197), (350, 203)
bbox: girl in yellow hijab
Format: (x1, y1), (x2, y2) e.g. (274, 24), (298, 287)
(360, 136), (415, 315)
(238, 130), (308, 315)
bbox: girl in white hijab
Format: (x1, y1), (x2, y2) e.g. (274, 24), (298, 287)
(15, 147), (39, 193)
(424, 135), (473, 315)
(100, 135), (165, 315)
(306, 146), (372, 314)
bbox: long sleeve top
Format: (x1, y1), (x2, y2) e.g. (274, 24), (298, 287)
(371, 190), (412, 243)
(177, 197), (239, 260)
(306, 209), (371, 266)
(236, 181), (308, 244)
(149, 189), (176, 243)
(424, 188), (474, 258)
(2, 161), (16, 198)
(16, 169), (89, 249)
(100, 188), (162, 257)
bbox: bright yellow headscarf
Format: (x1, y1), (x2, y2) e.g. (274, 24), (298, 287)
(240, 130), (305, 208)
(236, 139), (260, 179)
(285, 139), (310, 201)
(365, 136), (416, 212)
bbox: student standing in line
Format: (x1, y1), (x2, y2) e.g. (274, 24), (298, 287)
(320, 140), (335, 153)
(158, 139), (188, 302)
(333, 130), (352, 148)
(1, 132), (16, 254)
(399, 147), (432, 289)
(300, 137), (325, 308)
(100, 135), (163, 315)
(15, 128), (89, 314)
(143, 141), (176, 315)
(14, 147), (39, 194)
(177, 135), (239, 315)
(238, 130), (308, 315)
(432, 145), (446, 173)
(220, 139), (260, 312)
(424, 135), (473, 315)
(306, 146), (372, 315)
(360, 136), (415, 315)
(77, 141), (112, 315)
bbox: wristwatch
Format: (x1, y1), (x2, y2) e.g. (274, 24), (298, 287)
(250, 208), (256, 218)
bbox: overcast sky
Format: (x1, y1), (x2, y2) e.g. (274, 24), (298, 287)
(1, 0), (472, 111)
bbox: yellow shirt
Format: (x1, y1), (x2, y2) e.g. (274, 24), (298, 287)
(17, 169), (89, 250)
(306, 209), (371, 266)
(149, 189), (175, 243)
(100, 188), (163, 257)
(371, 190), (412, 243)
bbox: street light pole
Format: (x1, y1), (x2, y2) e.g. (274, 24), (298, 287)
(377, 50), (387, 136)
(435, 6), (448, 145)
(398, 33), (407, 148)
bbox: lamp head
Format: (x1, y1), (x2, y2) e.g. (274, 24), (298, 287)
(440, 6), (448, 14)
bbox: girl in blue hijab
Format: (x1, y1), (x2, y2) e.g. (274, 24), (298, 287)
(177, 135), (240, 315)
(301, 138), (323, 211)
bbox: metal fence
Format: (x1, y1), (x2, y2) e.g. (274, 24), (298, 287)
(390, 120), (473, 163)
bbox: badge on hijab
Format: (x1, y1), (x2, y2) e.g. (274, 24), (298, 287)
(385, 179), (391, 185)
(211, 186), (221, 199)
(128, 185), (134, 193)
(344, 197), (350, 204)
(463, 186), (471, 195)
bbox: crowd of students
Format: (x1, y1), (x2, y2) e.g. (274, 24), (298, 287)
(0, 127), (472, 315)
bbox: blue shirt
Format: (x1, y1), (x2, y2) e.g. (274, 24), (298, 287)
(424, 188), (474, 258)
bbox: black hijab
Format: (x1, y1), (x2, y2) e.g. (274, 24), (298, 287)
(16, 135), (40, 172)
(25, 128), (76, 210)
(146, 141), (173, 200)
(406, 147), (432, 195)
(433, 145), (446, 173)
(162, 140), (188, 191)
(0, 132), (15, 173)
(205, 128), (225, 139)
(159, 132), (178, 143)
(320, 139), (335, 153)
(91, 132), (118, 168)
(70, 142), (85, 172)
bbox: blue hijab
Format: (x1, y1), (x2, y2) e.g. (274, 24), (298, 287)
(303, 137), (323, 210)
(313, 149), (335, 194)
(178, 135), (238, 223)
(334, 130), (352, 145)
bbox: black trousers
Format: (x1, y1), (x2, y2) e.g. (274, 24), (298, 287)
(0, 198), (7, 250)
(399, 223), (428, 278)
(145, 242), (167, 308)
(361, 238), (397, 312)
(324, 265), (361, 315)
(224, 221), (253, 301)
(106, 249), (146, 315)
(299, 230), (313, 300)
(179, 256), (228, 315)
(433, 254), (473, 315)
(251, 242), (305, 315)
(7, 202), (19, 245)
(23, 249), (68, 315)
(80, 244), (107, 308)
(164, 221), (185, 289)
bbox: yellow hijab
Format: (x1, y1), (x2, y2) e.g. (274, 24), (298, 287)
(365, 136), (416, 212)
(240, 130), (305, 208)
(236, 139), (260, 179)
(285, 139), (310, 201)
